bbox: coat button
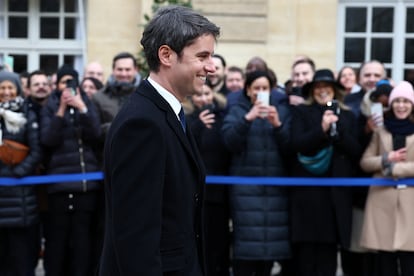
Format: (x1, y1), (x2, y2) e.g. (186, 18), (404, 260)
(68, 193), (73, 199)
(68, 205), (74, 210)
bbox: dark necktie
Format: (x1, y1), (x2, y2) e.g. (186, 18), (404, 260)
(178, 107), (186, 133)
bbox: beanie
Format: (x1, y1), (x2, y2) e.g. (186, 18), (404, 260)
(0, 71), (23, 96)
(56, 64), (79, 86)
(388, 81), (414, 106)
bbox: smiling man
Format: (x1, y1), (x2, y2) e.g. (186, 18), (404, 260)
(99, 5), (220, 276)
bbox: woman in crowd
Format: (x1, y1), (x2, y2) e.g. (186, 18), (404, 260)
(360, 81), (414, 276)
(337, 65), (360, 94)
(0, 71), (42, 276)
(186, 82), (231, 276)
(221, 70), (291, 276)
(80, 77), (103, 99)
(289, 69), (362, 276)
(40, 65), (101, 276)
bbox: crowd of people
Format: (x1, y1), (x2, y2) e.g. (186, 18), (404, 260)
(181, 53), (414, 276)
(1, 10), (414, 276)
(0, 52), (142, 276)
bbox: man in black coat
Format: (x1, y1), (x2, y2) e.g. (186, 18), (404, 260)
(99, 5), (220, 276)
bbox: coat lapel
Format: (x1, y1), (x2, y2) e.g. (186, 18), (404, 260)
(140, 80), (204, 176)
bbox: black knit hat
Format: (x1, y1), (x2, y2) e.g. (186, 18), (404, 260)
(56, 64), (79, 86)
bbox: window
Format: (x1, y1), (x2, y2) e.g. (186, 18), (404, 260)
(338, 1), (414, 84)
(0, 0), (86, 76)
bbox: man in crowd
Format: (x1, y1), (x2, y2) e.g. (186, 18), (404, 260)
(92, 52), (141, 138)
(288, 57), (316, 105)
(84, 61), (105, 83)
(208, 54), (230, 97)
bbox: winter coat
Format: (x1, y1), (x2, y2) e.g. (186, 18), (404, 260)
(360, 127), (414, 251)
(221, 93), (291, 260)
(0, 105), (42, 227)
(40, 90), (101, 194)
(186, 101), (231, 203)
(289, 103), (362, 248)
(92, 80), (140, 137)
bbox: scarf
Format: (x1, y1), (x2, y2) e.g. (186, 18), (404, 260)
(384, 117), (414, 136)
(0, 96), (27, 144)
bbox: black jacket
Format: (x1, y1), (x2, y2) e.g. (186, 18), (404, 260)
(40, 90), (101, 194)
(289, 103), (362, 247)
(186, 102), (231, 203)
(0, 104), (42, 227)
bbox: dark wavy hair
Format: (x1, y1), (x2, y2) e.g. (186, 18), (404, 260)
(141, 5), (220, 73)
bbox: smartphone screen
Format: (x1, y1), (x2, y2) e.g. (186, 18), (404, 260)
(66, 79), (77, 95)
(371, 103), (383, 115)
(371, 103), (383, 126)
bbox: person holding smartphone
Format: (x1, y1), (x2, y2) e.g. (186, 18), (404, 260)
(360, 81), (414, 276)
(221, 70), (291, 276)
(289, 69), (362, 276)
(186, 82), (232, 276)
(40, 64), (101, 276)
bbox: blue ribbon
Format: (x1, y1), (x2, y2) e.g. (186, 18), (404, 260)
(0, 172), (103, 186)
(206, 176), (414, 186)
(0, 172), (413, 187)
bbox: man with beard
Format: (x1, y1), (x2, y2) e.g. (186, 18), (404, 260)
(207, 54), (230, 97)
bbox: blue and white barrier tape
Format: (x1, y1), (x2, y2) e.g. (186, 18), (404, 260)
(0, 172), (413, 187)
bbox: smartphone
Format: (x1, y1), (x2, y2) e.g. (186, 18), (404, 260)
(371, 102), (383, 115)
(66, 79), (77, 95)
(371, 102), (384, 126)
(326, 100), (339, 115)
(201, 104), (215, 113)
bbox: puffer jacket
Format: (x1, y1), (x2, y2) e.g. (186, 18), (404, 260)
(40, 90), (101, 194)
(0, 106), (42, 227)
(221, 92), (291, 260)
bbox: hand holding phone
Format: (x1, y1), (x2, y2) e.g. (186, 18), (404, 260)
(66, 79), (77, 95)
(370, 103), (383, 127)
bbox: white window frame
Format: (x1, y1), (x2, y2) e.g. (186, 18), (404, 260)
(0, 0), (87, 75)
(337, 0), (414, 82)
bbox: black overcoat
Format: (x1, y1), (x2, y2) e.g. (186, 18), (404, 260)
(289, 103), (362, 248)
(99, 80), (206, 275)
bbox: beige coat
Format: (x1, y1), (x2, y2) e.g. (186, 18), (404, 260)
(359, 127), (414, 251)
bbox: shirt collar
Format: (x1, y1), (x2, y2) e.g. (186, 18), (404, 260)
(147, 77), (182, 118)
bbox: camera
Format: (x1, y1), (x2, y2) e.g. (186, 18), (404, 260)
(325, 100), (340, 138)
(65, 79), (77, 95)
(326, 100), (339, 115)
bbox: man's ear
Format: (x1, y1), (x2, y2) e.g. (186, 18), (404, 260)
(158, 45), (175, 67)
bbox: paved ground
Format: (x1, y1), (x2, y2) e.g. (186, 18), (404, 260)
(35, 258), (343, 276)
